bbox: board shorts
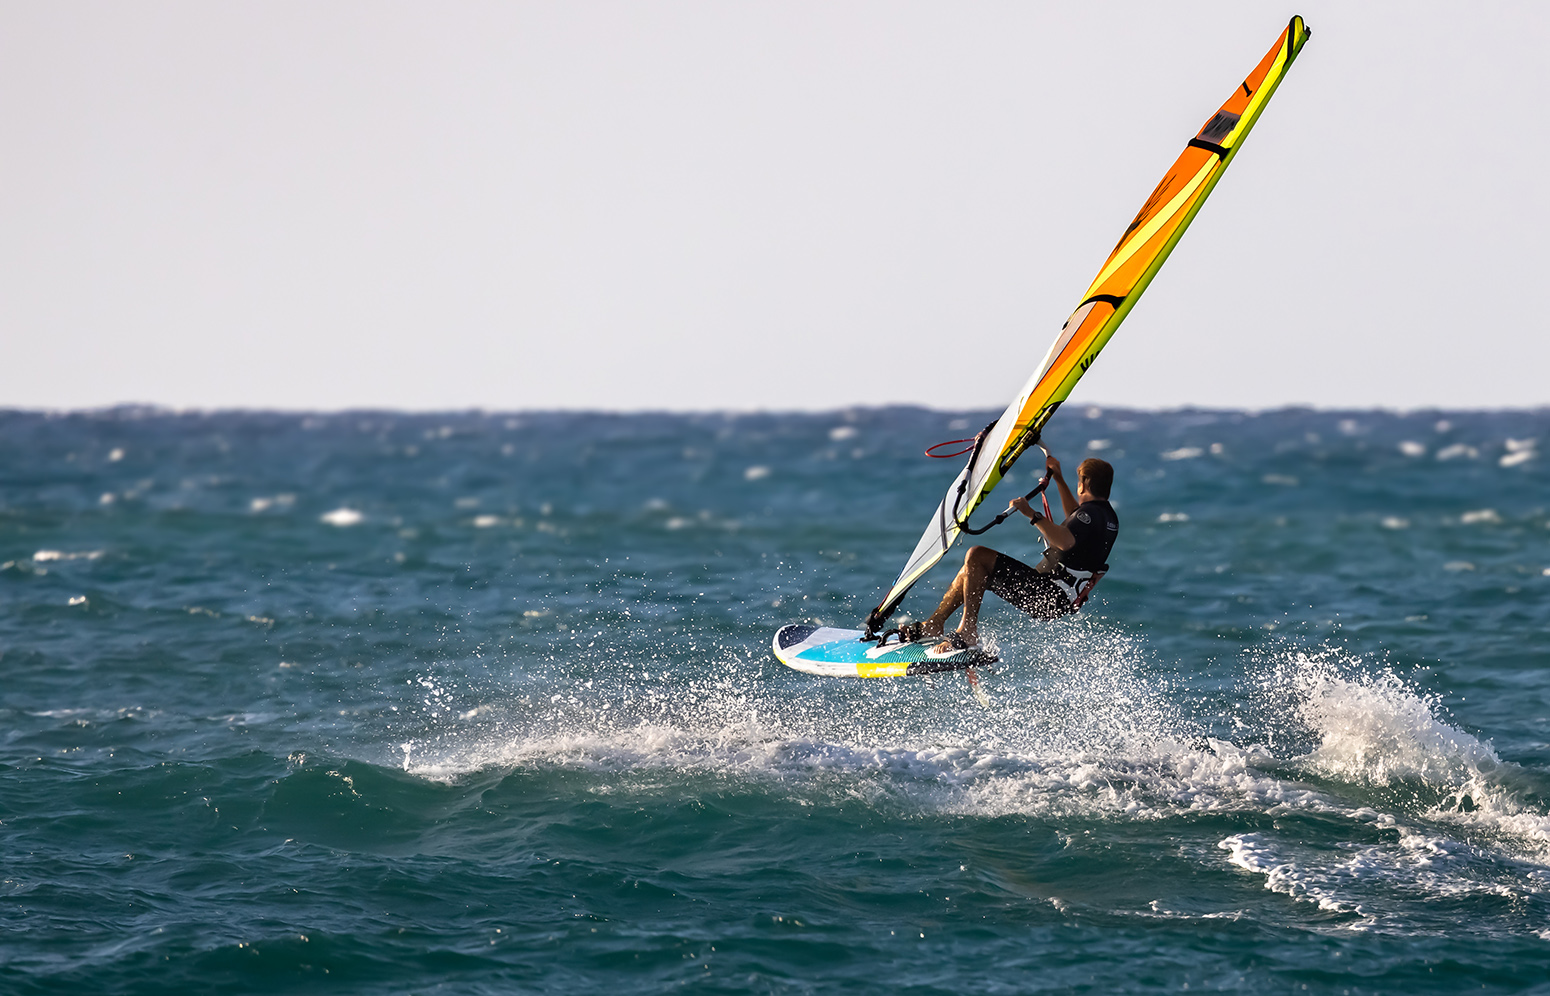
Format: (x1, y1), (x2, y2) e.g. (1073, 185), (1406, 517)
(986, 553), (1075, 621)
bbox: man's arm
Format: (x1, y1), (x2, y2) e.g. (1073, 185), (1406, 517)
(1049, 454), (1079, 518)
(1008, 496), (1075, 550)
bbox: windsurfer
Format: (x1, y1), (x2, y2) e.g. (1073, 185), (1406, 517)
(913, 454), (1118, 655)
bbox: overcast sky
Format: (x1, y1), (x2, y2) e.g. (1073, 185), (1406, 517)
(2, 1), (1545, 412)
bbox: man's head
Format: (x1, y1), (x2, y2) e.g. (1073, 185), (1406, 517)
(1076, 457), (1113, 499)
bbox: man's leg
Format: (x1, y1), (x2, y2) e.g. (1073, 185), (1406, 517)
(921, 569), (967, 638)
(929, 546), (998, 648)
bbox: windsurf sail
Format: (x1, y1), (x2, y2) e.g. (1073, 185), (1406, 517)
(865, 15), (1311, 634)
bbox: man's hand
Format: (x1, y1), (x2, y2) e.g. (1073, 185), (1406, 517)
(1009, 496), (1043, 522)
(1046, 454), (1064, 479)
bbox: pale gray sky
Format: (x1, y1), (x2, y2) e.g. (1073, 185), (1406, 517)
(2, 2), (1545, 411)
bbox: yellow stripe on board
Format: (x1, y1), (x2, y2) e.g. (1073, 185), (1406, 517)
(856, 661), (911, 678)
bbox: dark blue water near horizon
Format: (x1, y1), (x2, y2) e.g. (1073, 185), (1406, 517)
(3, 405), (1550, 994)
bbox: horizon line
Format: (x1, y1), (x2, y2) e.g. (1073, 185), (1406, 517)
(3, 402), (1549, 419)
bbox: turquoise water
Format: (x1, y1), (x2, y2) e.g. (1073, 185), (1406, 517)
(3, 406), (1549, 994)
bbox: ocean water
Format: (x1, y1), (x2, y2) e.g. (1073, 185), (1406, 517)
(2, 405), (1549, 994)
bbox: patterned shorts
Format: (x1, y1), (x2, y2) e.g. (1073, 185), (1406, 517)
(986, 553), (1074, 621)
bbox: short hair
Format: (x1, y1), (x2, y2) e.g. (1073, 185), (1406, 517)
(1077, 457), (1113, 498)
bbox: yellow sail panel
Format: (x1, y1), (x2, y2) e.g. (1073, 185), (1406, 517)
(871, 16), (1310, 626)
(1007, 15), (1309, 459)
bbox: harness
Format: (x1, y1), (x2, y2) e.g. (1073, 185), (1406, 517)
(1043, 562), (1106, 610)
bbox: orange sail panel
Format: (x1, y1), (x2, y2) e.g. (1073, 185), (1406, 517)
(871, 16), (1311, 625)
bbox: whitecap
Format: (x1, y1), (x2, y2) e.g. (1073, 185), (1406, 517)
(1436, 443), (1478, 461)
(1460, 509), (1501, 525)
(743, 466), (771, 481)
(320, 508), (364, 527)
(1398, 440), (1426, 457)
(1501, 450), (1534, 468)
(250, 494), (295, 513)
(828, 426), (857, 441)
(33, 550), (104, 562)
(1219, 833), (1359, 914)
(1381, 516), (1410, 530)
(1161, 447), (1203, 461)
(1157, 512), (1190, 523)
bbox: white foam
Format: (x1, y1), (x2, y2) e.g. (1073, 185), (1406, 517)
(743, 465), (771, 481)
(1501, 450), (1534, 468)
(1436, 443), (1478, 461)
(828, 426), (857, 441)
(1263, 653), (1550, 849)
(1398, 440), (1426, 457)
(391, 631), (1550, 923)
(1220, 833), (1358, 913)
(1286, 662), (1495, 787)
(1161, 447), (1202, 461)
(320, 508), (364, 527)
(399, 625), (1255, 828)
(1460, 509), (1501, 524)
(32, 550), (104, 562)
(250, 494), (295, 513)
